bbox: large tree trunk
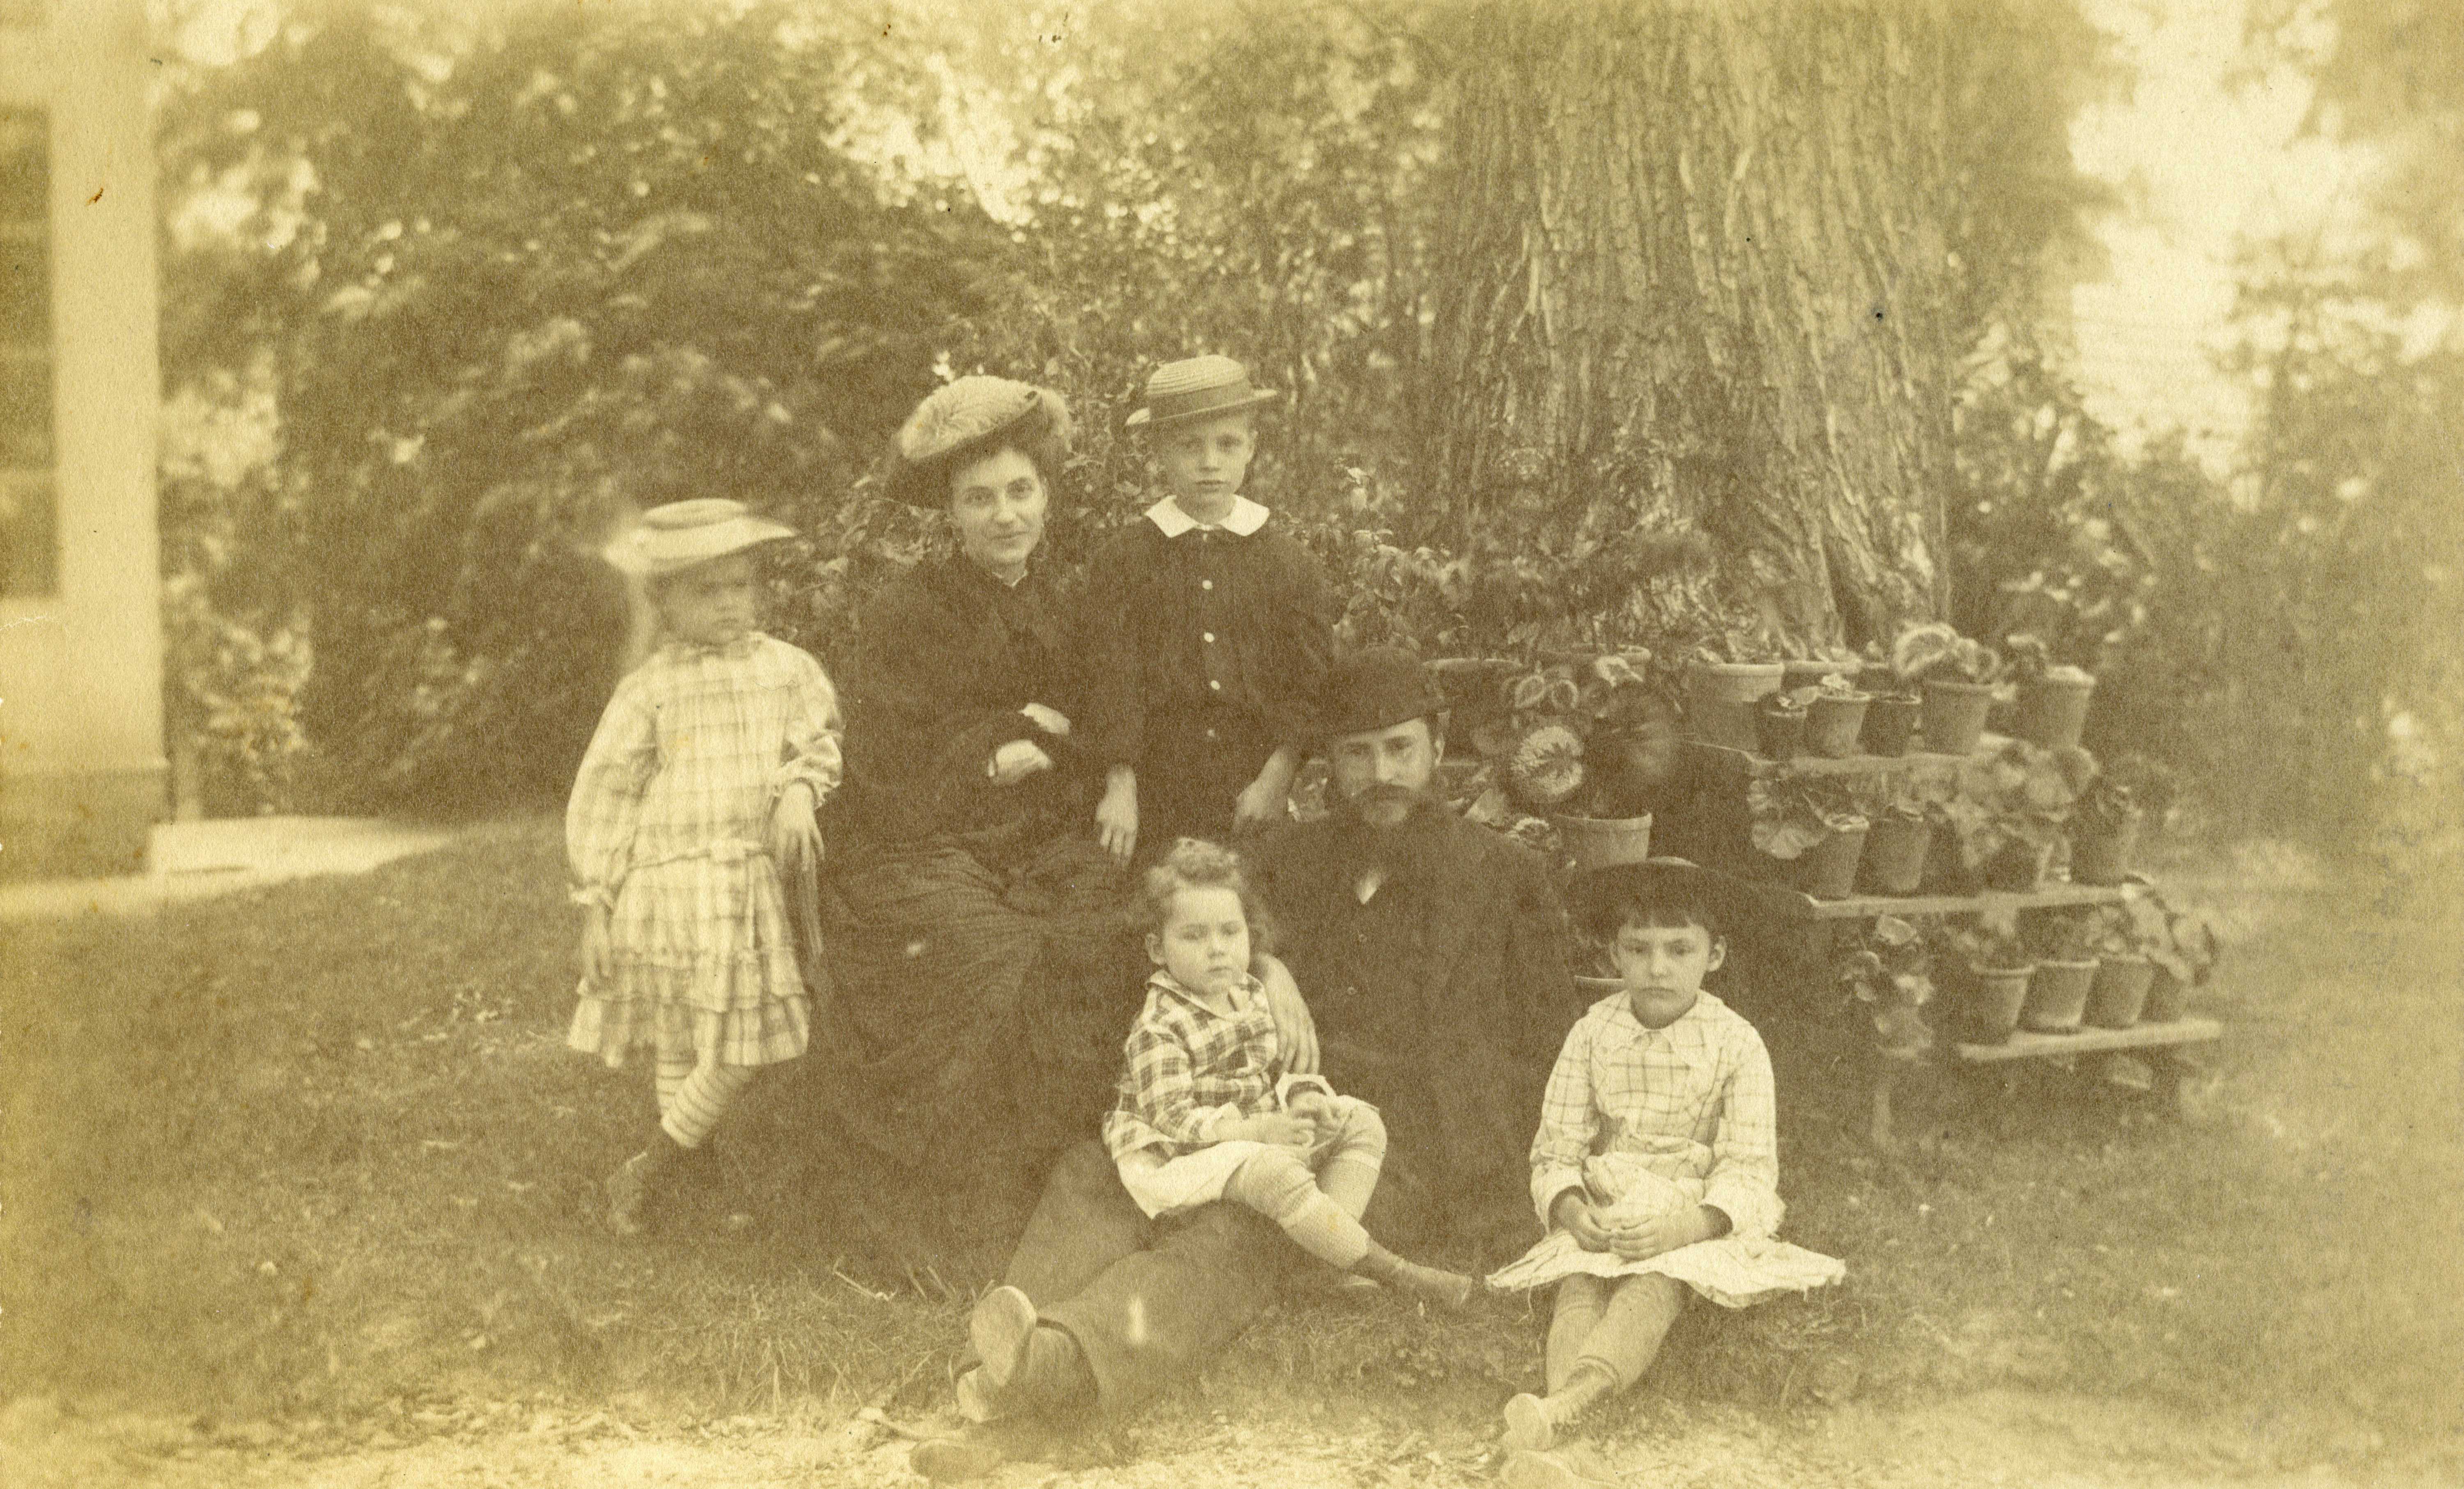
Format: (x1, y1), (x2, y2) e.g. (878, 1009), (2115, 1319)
(1422, 0), (1959, 652)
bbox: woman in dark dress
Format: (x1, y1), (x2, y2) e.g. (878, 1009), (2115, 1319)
(814, 378), (1143, 1249)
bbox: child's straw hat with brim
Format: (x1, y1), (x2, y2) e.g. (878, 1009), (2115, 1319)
(1125, 354), (1280, 430)
(610, 498), (796, 580)
(886, 376), (1073, 507)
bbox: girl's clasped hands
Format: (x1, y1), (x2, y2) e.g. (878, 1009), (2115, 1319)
(1547, 1191), (1723, 1262)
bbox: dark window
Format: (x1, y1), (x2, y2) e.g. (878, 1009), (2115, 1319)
(0, 106), (53, 597)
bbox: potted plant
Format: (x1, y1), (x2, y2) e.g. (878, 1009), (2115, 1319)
(2138, 887), (2221, 1022)
(1833, 914), (1934, 1062)
(1938, 741), (2086, 891)
(2017, 906), (2097, 1032)
(1854, 772), (1943, 896)
(1860, 677), (1924, 758)
(1482, 651), (1669, 870)
(2005, 633), (2099, 751)
(1754, 688), (1808, 761)
(1939, 914), (2034, 1044)
(1748, 775), (1870, 899)
(2067, 772), (2141, 885)
(1890, 621), (2004, 756)
(1683, 622), (1784, 753)
(1796, 672), (1870, 758)
(2084, 899), (2166, 1027)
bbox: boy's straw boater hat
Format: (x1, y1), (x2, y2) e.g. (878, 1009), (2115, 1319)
(1125, 354), (1280, 430)
(1320, 646), (1449, 740)
(611, 499), (796, 580)
(885, 376), (1073, 508)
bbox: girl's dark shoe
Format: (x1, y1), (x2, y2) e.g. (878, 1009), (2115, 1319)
(604, 1131), (690, 1235)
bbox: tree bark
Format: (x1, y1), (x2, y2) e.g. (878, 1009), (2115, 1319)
(1422, 0), (1959, 651)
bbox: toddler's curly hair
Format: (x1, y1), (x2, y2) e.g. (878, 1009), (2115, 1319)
(1136, 837), (1276, 953)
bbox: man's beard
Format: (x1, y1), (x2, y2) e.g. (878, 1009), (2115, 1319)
(1333, 782), (1447, 864)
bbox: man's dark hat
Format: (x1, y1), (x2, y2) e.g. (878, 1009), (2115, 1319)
(1571, 857), (1756, 940)
(1322, 646), (1448, 739)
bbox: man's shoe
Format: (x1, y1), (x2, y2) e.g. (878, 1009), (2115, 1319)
(968, 1285), (1039, 1388)
(952, 1366), (1005, 1425)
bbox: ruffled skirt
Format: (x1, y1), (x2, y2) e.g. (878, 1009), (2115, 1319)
(567, 852), (812, 1069)
(1486, 1154), (1844, 1309)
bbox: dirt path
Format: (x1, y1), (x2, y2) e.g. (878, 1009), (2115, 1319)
(6, 1389), (2452, 1489)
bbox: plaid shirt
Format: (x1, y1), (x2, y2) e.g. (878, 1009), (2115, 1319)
(1104, 971), (1319, 1160)
(1527, 990), (1784, 1239)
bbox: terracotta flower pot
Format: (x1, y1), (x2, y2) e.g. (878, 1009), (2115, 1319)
(2141, 969), (2188, 1022)
(1983, 837), (2058, 891)
(1966, 963), (2035, 1044)
(2085, 954), (2156, 1028)
(1687, 662), (1785, 752)
(2016, 672), (2097, 750)
(1796, 825), (1870, 900)
(1920, 679), (1995, 755)
(1803, 694), (1872, 758)
(1861, 696), (1921, 757)
(2021, 958), (2097, 1033)
(1554, 811), (1654, 873)
(2068, 811), (2142, 886)
(1855, 813), (1929, 895)
(1754, 705), (1806, 761)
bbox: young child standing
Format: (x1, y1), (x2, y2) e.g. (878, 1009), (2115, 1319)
(567, 498), (842, 1235)
(1487, 862), (1842, 1484)
(1081, 355), (1340, 864)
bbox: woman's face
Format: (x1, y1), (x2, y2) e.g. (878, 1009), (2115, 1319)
(948, 448), (1048, 582)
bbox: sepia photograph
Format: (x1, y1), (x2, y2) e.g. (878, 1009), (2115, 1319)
(1, 0), (2457, 1484)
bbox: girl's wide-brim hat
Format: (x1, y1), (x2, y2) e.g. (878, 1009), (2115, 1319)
(1125, 354), (1280, 429)
(886, 376), (1072, 507)
(610, 499), (796, 579)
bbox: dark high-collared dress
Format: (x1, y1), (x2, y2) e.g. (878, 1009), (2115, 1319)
(1078, 497), (1339, 851)
(809, 554), (1141, 1245)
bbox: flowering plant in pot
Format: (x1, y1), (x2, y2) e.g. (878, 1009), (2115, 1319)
(2017, 905), (2097, 1032)
(1936, 912), (2034, 1044)
(1799, 672), (1872, 758)
(2083, 900), (2166, 1027)
(1855, 769), (1948, 896)
(1463, 651), (1676, 868)
(2003, 632), (2098, 751)
(2067, 773), (2140, 885)
(1936, 741), (2087, 891)
(2136, 886), (2221, 1021)
(1748, 775), (1870, 898)
(1833, 914), (1934, 1061)
(1754, 687), (1809, 761)
(1683, 621), (1783, 751)
(1890, 621), (2005, 755)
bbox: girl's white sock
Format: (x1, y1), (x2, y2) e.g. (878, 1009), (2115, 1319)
(661, 1063), (755, 1148)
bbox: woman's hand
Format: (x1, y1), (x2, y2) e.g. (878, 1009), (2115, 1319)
(1232, 748), (1299, 833)
(1219, 1111), (1314, 1148)
(1020, 702), (1071, 737)
(1606, 1206), (1721, 1262)
(1551, 1191), (1615, 1253)
(1096, 767), (1138, 865)
(1254, 954), (1319, 1074)
(581, 904), (615, 985)
(989, 740), (1057, 786)
(768, 781), (823, 877)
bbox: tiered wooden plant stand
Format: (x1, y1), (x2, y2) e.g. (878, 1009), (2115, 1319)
(1655, 741), (2224, 1147)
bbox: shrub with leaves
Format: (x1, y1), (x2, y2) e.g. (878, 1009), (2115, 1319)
(1833, 914), (1935, 1061)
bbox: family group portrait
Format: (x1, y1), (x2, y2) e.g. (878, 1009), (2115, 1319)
(1, 0), (2458, 1484)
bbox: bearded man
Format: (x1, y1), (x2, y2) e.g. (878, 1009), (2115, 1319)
(912, 647), (1578, 1481)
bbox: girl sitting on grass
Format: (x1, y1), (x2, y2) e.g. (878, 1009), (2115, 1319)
(1486, 861), (1842, 1487)
(567, 499), (842, 1235)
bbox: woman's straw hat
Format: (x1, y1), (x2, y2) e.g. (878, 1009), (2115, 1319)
(886, 376), (1072, 507)
(610, 499), (796, 580)
(1125, 354), (1280, 430)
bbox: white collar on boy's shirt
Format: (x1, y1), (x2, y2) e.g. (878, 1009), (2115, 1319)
(1145, 495), (1271, 538)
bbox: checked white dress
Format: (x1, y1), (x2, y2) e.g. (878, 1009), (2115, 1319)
(1486, 990), (1844, 1308)
(565, 633), (841, 1070)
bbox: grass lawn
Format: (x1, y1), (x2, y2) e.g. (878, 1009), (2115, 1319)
(2, 816), (2457, 1469)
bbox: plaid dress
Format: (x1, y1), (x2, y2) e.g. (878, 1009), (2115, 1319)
(566, 633), (842, 1070)
(1486, 990), (1843, 1306)
(1101, 971), (1351, 1218)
